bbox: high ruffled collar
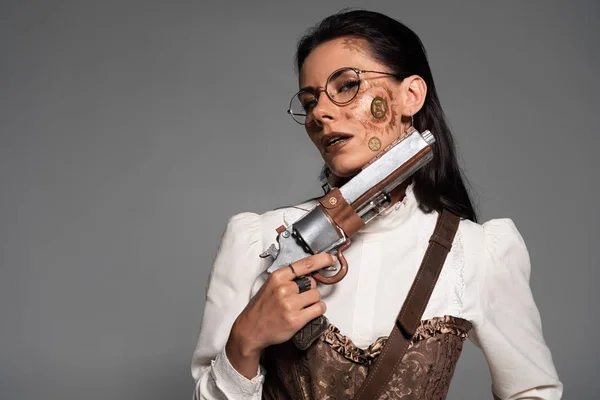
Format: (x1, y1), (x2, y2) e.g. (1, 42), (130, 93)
(359, 182), (418, 233)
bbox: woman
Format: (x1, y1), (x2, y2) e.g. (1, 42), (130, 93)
(191, 10), (562, 400)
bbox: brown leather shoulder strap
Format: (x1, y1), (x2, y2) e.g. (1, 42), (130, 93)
(353, 209), (461, 400)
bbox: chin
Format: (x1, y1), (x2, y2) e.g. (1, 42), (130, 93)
(327, 154), (369, 178)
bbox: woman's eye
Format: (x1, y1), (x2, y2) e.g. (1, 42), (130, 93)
(302, 99), (317, 112)
(338, 80), (360, 93)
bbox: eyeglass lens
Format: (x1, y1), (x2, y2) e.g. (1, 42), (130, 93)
(289, 68), (361, 125)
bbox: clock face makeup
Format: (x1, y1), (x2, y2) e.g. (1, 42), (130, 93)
(371, 97), (388, 119)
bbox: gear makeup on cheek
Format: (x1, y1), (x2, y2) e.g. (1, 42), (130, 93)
(370, 96), (388, 119)
(344, 86), (400, 156)
(366, 97), (388, 151)
(368, 137), (382, 151)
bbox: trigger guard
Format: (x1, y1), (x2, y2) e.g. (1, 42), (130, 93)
(312, 240), (351, 285)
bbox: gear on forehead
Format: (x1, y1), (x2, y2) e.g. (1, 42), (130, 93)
(341, 37), (369, 53)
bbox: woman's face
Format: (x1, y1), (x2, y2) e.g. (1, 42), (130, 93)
(299, 37), (418, 179)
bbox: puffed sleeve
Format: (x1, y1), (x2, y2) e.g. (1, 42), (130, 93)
(470, 219), (563, 399)
(191, 212), (266, 400)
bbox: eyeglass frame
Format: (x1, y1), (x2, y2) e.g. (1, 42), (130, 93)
(286, 67), (404, 125)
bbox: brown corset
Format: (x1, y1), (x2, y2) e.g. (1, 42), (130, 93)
(263, 315), (472, 400)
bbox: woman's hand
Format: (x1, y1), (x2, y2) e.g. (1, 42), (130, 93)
(225, 253), (334, 379)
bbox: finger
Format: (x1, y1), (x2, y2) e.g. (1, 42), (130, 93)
(270, 276), (315, 300)
(299, 301), (327, 323)
(291, 276), (317, 294)
(289, 253), (335, 279)
(295, 288), (321, 308)
(271, 263), (298, 282)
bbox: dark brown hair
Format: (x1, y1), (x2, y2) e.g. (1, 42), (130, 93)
(296, 9), (477, 221)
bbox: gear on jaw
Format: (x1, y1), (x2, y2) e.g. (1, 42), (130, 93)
(368, 137), (382, 151)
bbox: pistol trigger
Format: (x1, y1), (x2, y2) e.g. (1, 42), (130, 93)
(323, 253), (338, 271)
(313, 240), (352, 285)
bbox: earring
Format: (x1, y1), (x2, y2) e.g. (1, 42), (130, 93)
(403, 111), (415, 135)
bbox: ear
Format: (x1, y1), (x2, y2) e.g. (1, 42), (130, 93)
(401, 75), (427, 117)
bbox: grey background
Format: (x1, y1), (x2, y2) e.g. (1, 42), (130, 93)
(1, 0), (598, 399)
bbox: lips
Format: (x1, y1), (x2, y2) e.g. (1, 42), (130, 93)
(321, 132), (354, 153)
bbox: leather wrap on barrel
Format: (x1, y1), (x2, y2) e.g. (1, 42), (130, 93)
(318, 188), (364, 237)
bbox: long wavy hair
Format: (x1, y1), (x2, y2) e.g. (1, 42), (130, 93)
(295, 9), (478, 222)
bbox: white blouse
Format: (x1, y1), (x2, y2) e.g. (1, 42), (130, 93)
(191, 185), (562, 399)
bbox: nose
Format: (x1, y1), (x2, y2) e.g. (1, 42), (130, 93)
(310, 90), (339, 127)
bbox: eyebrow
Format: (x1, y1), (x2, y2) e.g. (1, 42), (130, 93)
(298, 85), (321, 94)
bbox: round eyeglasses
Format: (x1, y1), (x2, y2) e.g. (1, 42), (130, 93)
(287, 67), (402, 125)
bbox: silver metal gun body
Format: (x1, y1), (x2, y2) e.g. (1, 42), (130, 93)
(262, 129), (435, 274)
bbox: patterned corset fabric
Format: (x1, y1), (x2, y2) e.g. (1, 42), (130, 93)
(262, 315), (473, 400)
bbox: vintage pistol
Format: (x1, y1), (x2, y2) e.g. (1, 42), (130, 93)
(259, 127), (436, 349)
(260, 127), (436, 285)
